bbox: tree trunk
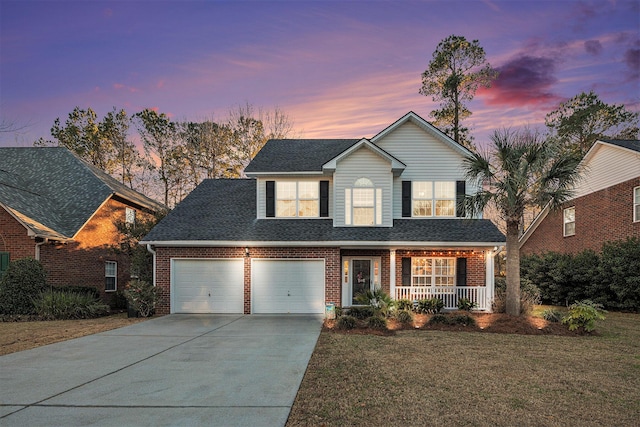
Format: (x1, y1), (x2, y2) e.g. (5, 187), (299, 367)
(505, 220), (521, 316)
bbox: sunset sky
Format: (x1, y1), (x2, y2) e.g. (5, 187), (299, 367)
(1, 0), (638, 148)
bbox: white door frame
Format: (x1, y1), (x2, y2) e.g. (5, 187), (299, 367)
(341, 256), (381, 306)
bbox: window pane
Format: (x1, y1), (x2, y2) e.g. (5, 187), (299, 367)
(276, 182), (296, 199)
(413, 200), (432, 217)
(298, 182), (318, 199)
(435, 182), (455, 198)
(353, 188), (374, 207)
(298, 200), (318, 217)
(353, 207), (374, 225)
(636, 204), (640, 222)
(354, 177), (373, 187)
(413, 181), (432, 199)
(376, 188), (382, 224)
(276, 200), (296, 217)
(105, 262), (116, 276)
(564, 222), (575, 236)
(105, 277), (116, 292)
(635, 187), (640, 203)
(564, 207), (575, 223)
(435, 200), (455, 216)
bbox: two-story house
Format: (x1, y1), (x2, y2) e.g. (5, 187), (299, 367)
(141, 112), (505, 315)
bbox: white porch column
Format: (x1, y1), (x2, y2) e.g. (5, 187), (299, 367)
(485, 249), (495, 311)
(389, 249), (396, 299)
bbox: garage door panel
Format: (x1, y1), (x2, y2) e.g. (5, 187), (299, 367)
(252, 260), (325, 314)
(172, 259), (244, 314)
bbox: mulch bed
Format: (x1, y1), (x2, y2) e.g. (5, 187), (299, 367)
(325, 312), (587, 336)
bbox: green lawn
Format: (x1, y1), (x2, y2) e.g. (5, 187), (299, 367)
(287, 311), (639, 427)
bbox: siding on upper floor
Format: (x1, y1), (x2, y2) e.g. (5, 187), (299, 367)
(333, 146), (393, 227)
(374, 121), (478, 218)
(573, 143), (640, 199)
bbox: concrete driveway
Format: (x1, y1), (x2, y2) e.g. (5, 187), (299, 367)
(0, 314), (323, 426)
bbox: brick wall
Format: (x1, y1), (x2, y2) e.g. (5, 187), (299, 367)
(394, 249), (487, 288)
(521, 177), (640, 255)
(0, 207), (35, 259)
(154, 246), (342, 315)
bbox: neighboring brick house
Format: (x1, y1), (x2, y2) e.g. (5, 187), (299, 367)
(520, 139), (640, 255)
(0, 147), (166, 303)
(141, 112), (505, 315)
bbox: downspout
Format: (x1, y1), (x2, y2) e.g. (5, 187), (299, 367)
(146, 244), (157, 287)
(34, 238), (49, 261)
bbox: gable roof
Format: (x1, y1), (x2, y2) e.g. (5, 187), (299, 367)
(244, 139), (359, 174)
(322, 138), (406, 175)
(142, 179), (505, 247)
(0, 147), (165, 240)
(371, 111), (473, 158)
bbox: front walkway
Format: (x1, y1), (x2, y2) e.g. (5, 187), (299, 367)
(0, 314), (323, 427)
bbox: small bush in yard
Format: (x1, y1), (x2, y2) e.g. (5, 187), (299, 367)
(451, 314), (476, 326)
(395, 299), (414, 311)
(542, 309), (563, 323)
(395, 309), (414, 325)
(367, 315), (388, 330)
(457, 298), (477, 311)
(562, 300), (607, 332)
(0, 258), (47, 315)
(124, 280), (159, 317)
(347, 306), (375, 319)
(417, 298), (444, 314)
(33, 291), (110, 320)
(337, 315), (357, 330)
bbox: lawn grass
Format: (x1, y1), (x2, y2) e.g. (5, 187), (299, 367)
(287, 311), (640, 426)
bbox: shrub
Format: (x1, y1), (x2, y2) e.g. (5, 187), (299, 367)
(109, 290), (128, 310)
(337, 315), (357, 330)
(367, 315), (388, 330)
(0, 258), (47, 315)
(347, 305), (375, 319)
(457, 297), (477, 311)
(416, 298), (444, 314)
(492, 277), (540, 315)
(599, 237), (640, 311)
(541, 308), (563, 323)
(124, 280), (159, 317)
(33, 290), (110, 320)
(354, 289), (394, 317)
(562, 300), (607, 332)
(395, 299), (414, 311)
(395, 309), (414, 325)
(427, 314), (449, 324)
(451, 314), (476, 326)
(57, 285), (101, 300)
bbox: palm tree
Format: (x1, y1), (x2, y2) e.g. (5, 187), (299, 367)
(463, 129), (582, 316)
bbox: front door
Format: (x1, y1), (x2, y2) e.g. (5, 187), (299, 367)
(342, 257), (381, 306)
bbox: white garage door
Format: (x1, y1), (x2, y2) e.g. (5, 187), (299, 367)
(252, 259), (325, 314)
(172, 259), (244, 314)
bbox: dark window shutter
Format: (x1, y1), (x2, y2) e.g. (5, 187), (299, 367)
(320, 181), (329, 217)
(0, 252), (9, 278)
(401, 257), (412, 286)
(402, 181), (412, 217)
(456, 257), (467, 287)
(456, 180), (466, 217)
(266, 181), (275, 217)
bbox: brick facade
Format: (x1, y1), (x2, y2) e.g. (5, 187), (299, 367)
(1, 198), (155, 304)
(521, 177), (640, 255)
(394, 249), (486, 288)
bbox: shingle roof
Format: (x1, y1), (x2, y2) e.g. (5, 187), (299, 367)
(142, 179), (505, 245)
(244, 139), (360, 173)
(0, 147), (165, 239)
(599, 139), (640, 153)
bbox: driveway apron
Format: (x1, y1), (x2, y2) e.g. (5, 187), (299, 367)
(0, 314), (323, 426)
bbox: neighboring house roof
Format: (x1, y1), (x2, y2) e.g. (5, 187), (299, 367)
(244, 139), (360, 173)
(142, 179), (505, 247)
(0, 147), (166, 240)
(519, 138), (640, 246)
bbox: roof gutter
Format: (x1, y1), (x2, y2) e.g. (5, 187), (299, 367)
(140, 240), (505, 248)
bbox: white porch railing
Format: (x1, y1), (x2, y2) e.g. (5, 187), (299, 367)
(395, 286), (488, 311)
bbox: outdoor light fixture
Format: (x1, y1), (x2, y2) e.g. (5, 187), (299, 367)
(245, 247), (250, 257)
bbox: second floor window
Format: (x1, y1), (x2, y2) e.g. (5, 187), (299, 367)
(276, 181), (319, 217)
(412, 181), (456, 217)
(345, 178), (382, 226)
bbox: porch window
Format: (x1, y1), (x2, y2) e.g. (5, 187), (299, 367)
(276, 181), (319, 217)
(411, 258), (455, 286)
(634, 186), (639, 222)
(345, 178), (382, 226)
(412, 181), (456, 217)
(563, 207), (575, 236)
(105, 261), (117, 292)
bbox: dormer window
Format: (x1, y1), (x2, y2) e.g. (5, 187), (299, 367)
(345, 177), (382, 226)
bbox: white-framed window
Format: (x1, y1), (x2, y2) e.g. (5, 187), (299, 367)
(634, 186), (640, 222)
(125, 207), (136, 225)
(563, 207), (575, 237)
(105, 261), (117, 292)
(413, 181), (456, 217)
(411, 257), (455, 286)
(276, 181), (319, 217)
(345, 178), (382, 226)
